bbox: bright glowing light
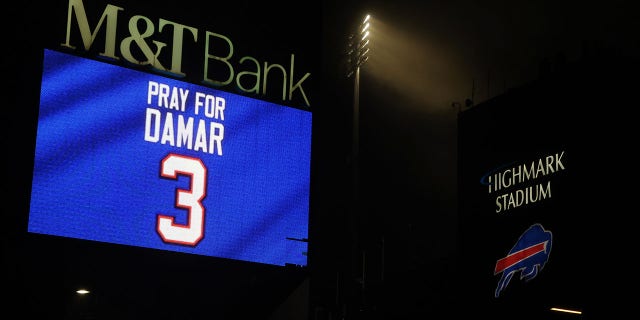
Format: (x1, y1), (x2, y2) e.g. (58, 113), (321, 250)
(347, 13), (373, 72)
(76, 289), (90, 295)
(550, 307), (582, 315)
(361, 31), (369, 41)
(362, 22), (370, 33)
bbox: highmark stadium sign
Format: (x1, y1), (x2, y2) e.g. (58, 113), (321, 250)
(481, 151), (566, 214)
(27, 1), (312, 267)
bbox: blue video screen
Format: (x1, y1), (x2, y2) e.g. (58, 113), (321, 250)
(28, 49), (311, 267)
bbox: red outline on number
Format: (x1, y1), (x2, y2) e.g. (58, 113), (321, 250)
(156, 153), (207, 246)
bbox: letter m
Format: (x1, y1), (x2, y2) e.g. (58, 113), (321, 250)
(60, 0), (123, 60)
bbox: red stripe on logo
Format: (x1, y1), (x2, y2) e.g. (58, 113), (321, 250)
(494, 241), (547, 274)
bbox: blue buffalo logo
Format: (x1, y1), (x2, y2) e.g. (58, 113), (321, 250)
(494, 223), (552, 297)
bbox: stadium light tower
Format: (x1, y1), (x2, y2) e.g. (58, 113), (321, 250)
(345, 13), (372, 316)
(347, 14), (371, 162)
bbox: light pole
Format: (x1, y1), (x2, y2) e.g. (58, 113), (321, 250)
(348, 14), (370, 162)
(346, 13), (371, 317)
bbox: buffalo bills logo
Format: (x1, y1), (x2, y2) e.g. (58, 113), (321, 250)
(494, 223), (552, 297)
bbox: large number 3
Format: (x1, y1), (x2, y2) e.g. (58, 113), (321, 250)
(156, 153), (207, 246)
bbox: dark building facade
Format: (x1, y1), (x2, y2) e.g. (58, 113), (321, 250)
(457, 51), (638, 319)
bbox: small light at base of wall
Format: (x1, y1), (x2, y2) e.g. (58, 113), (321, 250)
(550, 307), (582, 315)
(76, 289), (90, 295)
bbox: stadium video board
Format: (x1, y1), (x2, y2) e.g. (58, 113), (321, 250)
(28, 48), (311, 267)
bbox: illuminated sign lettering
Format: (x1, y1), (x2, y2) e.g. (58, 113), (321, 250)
(61, 0), (312, 107)
(480, 151), (566, 213)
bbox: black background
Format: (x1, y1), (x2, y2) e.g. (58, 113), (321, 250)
(458, 56), (638, 319)
(4, 0), (639, 319)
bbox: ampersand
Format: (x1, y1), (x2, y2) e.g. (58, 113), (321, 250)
(120, 15), (167, 71)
